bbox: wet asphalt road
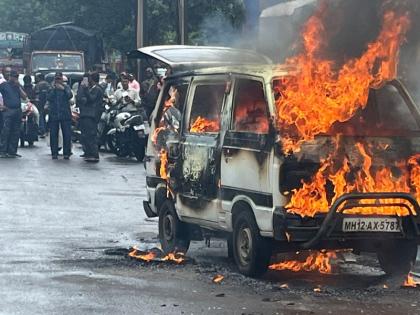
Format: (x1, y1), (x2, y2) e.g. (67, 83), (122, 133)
(1, 140), (420, 315)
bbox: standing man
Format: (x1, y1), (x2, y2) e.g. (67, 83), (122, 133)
(46, 72), (72, 160)
(128, 73), (140, 93)
(141, 68), (158, 118)
(0, 69), (28, 158)
(77, 72), (103, 162)
(34, 73), (51, 138)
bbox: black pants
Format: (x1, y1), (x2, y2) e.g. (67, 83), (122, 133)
(80, 117), (99, 158)
(0, 108), (22, 155)
(50, 120), (71, 156)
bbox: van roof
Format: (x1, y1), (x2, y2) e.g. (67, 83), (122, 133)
(127, 45), (273, 73)
(167, 64), (296, 82)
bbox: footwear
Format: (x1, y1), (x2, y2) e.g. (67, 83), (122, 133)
(84, 156), (99, 163)
(9, 153), (22, 158)
(0, 153), (8, 158)
(52, 155), (58, 160)
(63, 155), (70, 160)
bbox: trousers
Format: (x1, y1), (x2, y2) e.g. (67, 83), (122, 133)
(0, 108), (22, 155)
(80, 117), (99, 158)
(50, 120), (72, 156)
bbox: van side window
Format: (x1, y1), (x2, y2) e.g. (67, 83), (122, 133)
(232, 79), (269, 134)
(188, 84), (225, 134)
(155, 83), (188, 131)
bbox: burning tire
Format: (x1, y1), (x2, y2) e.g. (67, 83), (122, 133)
(232, 210), (272, 277)
(158, 201), (190, 254)
(377, 240), (417, 276)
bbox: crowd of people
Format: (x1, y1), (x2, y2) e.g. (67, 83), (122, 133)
(0, 66), (161, 162)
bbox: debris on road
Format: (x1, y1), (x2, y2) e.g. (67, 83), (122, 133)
(128, 246), (187, 264)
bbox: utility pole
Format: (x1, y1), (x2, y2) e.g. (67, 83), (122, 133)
(178, 0), (186, 45)
(136, 0), (144, 80)
(137, 0), (144, 49)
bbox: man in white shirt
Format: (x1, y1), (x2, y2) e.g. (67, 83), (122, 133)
(114, 76), (141, 113)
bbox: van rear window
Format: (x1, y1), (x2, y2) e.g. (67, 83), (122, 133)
(188, 84), (225, 134)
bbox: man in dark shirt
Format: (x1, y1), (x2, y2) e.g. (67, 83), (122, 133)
(0, 69), (27, 158)
(34, 73), (51, 137)
(76, 72), (103, 162)
(46, 72), (73, 160)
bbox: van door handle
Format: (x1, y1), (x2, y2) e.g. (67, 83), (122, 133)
(223, 148), (234, 163)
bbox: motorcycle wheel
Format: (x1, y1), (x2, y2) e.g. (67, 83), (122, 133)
(107, 134), (118, 155)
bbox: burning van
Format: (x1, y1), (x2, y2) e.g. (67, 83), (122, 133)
(130, 41), (420, 277)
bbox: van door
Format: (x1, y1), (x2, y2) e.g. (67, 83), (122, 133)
(177, 77), (227, 222)
(221, 77), (273, 218)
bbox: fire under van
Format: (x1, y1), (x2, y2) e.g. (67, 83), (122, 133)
(129, 46), (420, 277)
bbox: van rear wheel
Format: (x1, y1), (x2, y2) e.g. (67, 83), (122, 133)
(377, 240), (417, 276)
(158, 201), (190, 254)
(233, 210), (272, 277)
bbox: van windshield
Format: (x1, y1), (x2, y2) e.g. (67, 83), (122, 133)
(273, 80), (420, 137)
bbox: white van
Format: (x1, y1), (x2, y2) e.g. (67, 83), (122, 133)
(129, 46), (420, 277)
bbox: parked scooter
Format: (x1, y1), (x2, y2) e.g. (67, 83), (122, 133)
(106, 109), (149, 162)
(20, 102), (39, 147)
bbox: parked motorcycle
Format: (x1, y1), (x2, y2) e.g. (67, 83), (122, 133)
(20, 102), (39, 147)
(98, 96), (119, 151)
(71, 105), (81, 143)
(106, 110), (149, 162)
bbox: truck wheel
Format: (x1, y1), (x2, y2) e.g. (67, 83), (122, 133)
(233, 210), (272, 277)
(377, 240), (417, 276)
(158, 201), (190, 254)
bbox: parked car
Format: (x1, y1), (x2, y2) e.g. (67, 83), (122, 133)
(130, 46), (420, 277)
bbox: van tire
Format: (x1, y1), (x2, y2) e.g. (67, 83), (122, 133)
(233, 210), (272, 277)
(158, 201), (190, 254)
(377, 240), (417, 276)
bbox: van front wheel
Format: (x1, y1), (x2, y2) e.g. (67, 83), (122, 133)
(377, 240), (417, 276)
(233, 210), (272, 277)
(158, 201), (190, 254)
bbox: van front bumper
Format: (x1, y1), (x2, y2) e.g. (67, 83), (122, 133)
(273, 192), (420, 249)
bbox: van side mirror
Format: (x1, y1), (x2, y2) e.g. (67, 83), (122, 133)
(166, 139), (181, 160)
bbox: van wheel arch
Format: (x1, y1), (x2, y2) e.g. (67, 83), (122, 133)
(155, 186), (169, 215)
(232, 201), (255, 226)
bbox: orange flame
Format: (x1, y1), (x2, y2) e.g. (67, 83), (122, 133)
(128, 247), (185, 264)
(403, 274), (420, 287)
(128, 247), (157, 262)
(275, 10), (411, 152)
(269, 251), (337, 274)
(152, 127), (165, 145)
(212, 274), (225, 283)
(190, 116), (220, 133)
(287, 142), (418, 217)
(160, 150), (168, 180)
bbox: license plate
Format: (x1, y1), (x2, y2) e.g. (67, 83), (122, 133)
(342, 217), (401, 232)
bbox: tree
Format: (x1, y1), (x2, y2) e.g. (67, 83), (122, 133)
(0, 0), (247, 52)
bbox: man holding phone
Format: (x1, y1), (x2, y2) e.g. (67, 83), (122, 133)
(46, 72), (73, 160)
(76, 72), (103, 162)
(0, 69), (28, 158)
(114, 75), (141, 113)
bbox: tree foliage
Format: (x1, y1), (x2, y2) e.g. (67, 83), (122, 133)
(0, 0), (246, 52)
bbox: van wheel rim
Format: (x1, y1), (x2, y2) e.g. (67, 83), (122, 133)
(163, 213), (174, 241)
(238, 227), (252, 265)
